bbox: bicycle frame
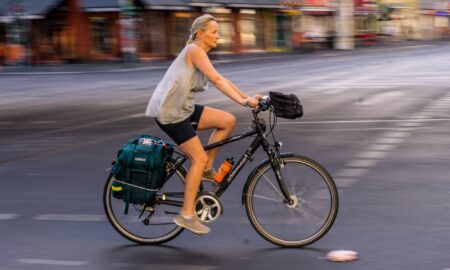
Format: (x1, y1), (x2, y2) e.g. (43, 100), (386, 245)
(158, 109), (294, 207)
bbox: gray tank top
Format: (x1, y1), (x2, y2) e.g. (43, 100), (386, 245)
(145, 44), (208, 124)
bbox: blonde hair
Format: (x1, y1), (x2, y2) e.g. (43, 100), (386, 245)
(186, 14), (216, 45)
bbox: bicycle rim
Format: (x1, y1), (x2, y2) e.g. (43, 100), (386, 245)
(103, 166), (185, 244)
(245, 155), (338, 247)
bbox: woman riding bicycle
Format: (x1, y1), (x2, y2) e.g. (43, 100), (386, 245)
(145, 14), (261, 235)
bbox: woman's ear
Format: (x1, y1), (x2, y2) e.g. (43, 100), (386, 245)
(196, 30), (203, 41)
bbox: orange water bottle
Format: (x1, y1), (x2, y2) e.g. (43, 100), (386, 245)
(214, 158), (234, 183)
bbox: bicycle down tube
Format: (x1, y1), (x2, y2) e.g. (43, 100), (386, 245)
(160, 110), (294, 203)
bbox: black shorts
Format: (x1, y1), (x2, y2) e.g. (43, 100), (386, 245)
(155, 104), (204, 145)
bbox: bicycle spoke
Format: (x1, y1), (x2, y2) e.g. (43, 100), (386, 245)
(200, 209), (209, 221)
(251, 194), (284, 203)
(259, 169), (285, 199)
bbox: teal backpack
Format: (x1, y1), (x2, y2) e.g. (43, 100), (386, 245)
(110, 135), (174, 214)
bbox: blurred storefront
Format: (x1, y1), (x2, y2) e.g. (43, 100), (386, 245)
(0, 0), (80, 65)
(135, 1), (193, 59)
(4, 0), (450, 65)
(354, 0), (379, 45)
(377, 0), (420, 41)
(419, 0), (450, 40)
(290, 0), (336, 50)
(190, 1), (284, 54)
(80, 0), (122, 61)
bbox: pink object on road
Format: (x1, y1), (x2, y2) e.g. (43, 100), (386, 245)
(326, 250), (358, 262)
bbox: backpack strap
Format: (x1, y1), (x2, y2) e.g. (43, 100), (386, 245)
(123, 143), (136, 215)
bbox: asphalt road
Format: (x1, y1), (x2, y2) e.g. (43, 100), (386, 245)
(1, 42), (450, 270)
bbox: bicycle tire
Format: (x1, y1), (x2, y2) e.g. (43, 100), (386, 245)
(244, 154), (339, 247)
(103, 157), (186, 244)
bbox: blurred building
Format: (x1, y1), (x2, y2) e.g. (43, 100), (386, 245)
(419, 0), (450, 40)
(0, 0), (290, 64)
(1, 0), (450, 64)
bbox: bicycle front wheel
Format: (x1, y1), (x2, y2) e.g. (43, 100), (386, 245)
(103, 158), (186, 244)
(245, 154), (338, 247)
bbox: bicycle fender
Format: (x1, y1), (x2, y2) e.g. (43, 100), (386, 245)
(241, 152), (294, 205)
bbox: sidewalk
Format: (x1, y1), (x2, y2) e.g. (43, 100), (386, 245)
(0, 40), (443, 75)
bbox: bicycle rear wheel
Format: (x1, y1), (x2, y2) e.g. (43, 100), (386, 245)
(245, 154), (338, 247)
(103, 158), (186, 244)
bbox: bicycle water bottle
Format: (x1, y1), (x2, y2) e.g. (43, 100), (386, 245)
(214, 158), (234, 183)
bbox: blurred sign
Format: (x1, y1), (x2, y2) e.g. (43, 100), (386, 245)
(436, 11), (450, 16)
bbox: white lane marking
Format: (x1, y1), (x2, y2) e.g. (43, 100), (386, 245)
(0, 214), (19, 220)
(422, 107), (447, 111)
(391, 127), (417, 132)
(356, 151), (389, 159)
(16, 259), (89, 266)
(367, 144), (397, 151)
(275, 118), (450, 125)
(382, 131), (411, 138)
(28, 121), (58, 124)
(407, 115), (429, 119)
(34, 214), (105, 222)
(112, 263), (218, 269)
(336, 168), (369, 178)
(375, 137), (405, 144)
(334, 178), (358, 188)
(127, 113), (145, 118)
(356, 91), (404, 106)
(0, 66), (166, 76)
(429, 103), (450, 107)
(396, 122), (424, 127)
(346, 159), (379, 168)
(369, 44), (434, 52)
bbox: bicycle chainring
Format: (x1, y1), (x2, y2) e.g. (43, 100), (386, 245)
(195, 191), (223, 223)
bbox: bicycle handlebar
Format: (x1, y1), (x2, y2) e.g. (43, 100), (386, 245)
(252, 95), (270, 114)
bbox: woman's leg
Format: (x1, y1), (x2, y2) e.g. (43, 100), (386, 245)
(196, 106), (236, 169)
(178, 135), (208, 217)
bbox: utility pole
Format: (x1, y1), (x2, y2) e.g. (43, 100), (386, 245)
(335, 0), (354, 49)
(119, 0), (137, 63)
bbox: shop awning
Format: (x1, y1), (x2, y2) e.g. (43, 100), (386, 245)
(300, 5), (336, 15)
(0, 0), (63, 19)
(82, 0), (121, 12)
(141, 0), (192, 10)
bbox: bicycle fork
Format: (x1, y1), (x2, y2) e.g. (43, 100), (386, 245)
(268, 146), (295, 205)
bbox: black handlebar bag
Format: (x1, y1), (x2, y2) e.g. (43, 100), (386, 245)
(269, 92), (304, 119)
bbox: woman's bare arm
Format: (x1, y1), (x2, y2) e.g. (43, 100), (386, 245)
(187, 45), (258, 106)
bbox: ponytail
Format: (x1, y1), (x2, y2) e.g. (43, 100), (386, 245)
(186, 14), (216, 46)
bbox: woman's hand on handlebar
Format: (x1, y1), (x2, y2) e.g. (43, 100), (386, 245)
(245, 95), (261, 108)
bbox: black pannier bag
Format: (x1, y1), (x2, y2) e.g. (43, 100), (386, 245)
(269, 91), (304, 119)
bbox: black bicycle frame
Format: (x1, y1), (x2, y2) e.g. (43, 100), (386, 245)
(159, 110), (294, 206)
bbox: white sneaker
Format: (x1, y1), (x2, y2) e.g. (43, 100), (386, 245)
(173, 214), (211, 235)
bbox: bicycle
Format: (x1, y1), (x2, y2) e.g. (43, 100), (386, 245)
(103, 96), (339, 247)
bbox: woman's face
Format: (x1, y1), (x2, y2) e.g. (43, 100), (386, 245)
(197, 20), (220, 48)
